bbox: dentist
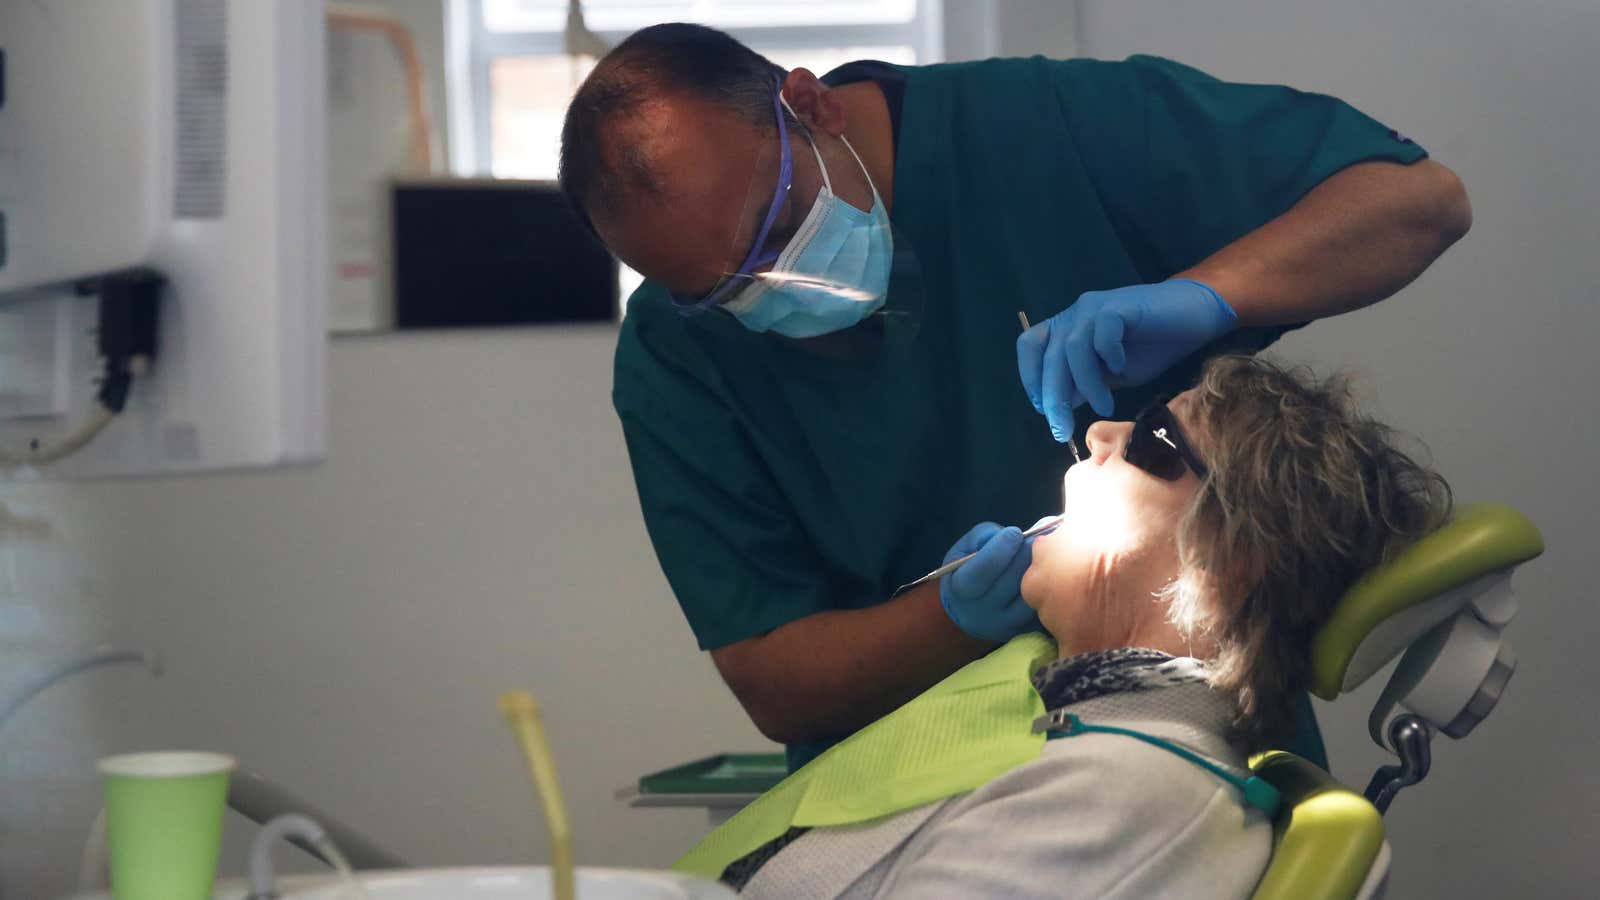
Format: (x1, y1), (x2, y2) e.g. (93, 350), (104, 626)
(558, 24), (1470, 769)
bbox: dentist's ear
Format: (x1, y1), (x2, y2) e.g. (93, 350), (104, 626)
(780, 68), (849, 136)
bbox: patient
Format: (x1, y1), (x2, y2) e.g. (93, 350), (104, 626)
(707, 355), (1451, 899)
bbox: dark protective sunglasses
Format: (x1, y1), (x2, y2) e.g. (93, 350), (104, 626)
(1124, 397), (1209, 481)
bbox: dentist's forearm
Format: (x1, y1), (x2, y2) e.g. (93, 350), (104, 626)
(1178, 159), (1472, 327)
(708, 583), (996, 746)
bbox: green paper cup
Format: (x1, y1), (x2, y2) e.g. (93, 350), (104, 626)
(99, 751), (235, 900)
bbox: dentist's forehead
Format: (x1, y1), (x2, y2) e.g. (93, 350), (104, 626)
(590, 93), (771, 296)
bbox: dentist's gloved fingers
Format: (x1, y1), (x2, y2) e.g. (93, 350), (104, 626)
(1092, 305), (1134, 378)
(945, 525), (1026, 598)
(944, 521), (1005, 563)
(982, 546), (1039, 632)
(1022, 280), (1239, 450)
(992, 534), (1034, 586)
(1063, 313), (1115, 420)
(1040, 314), (1082, 443)
(1016, 325), (1050, 415)
(940, 522), (1040, 642)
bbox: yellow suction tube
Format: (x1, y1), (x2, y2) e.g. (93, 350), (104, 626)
(498, 691), (575, 900)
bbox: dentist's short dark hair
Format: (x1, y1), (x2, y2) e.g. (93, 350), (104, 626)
(559, 23), (790, 232)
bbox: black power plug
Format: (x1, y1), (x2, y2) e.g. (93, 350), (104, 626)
(76, 267), (165, 413)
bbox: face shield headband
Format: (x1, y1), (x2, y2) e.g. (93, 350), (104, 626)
(668, 80), (794, 315)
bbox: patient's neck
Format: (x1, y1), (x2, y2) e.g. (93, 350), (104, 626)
(1054, 615), (1201, 661)
(1045, 560), (1214, 662)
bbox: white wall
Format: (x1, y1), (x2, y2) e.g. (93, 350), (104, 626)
(944, 0), (1080, 63)
(0, 328), (766, 899)
(1069, 0), (1600, 894)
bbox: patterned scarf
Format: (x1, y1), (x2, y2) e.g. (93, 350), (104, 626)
(1031, 646), (1209, 710)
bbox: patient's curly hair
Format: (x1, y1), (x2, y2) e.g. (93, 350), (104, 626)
(1170, 355), (1452, 749)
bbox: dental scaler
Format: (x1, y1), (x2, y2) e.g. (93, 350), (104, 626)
(892, 514), (1065, 597)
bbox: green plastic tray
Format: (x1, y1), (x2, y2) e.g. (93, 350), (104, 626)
(637, 753), (789, 795)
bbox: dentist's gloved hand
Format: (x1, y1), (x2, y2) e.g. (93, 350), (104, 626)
(940, 522), (1040, 642)
(1017, 278), (1238, 442)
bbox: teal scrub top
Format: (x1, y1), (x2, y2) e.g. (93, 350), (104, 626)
(613, 55), (1427, 768)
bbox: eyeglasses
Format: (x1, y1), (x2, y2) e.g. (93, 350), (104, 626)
(1124, 397), (1209, 481)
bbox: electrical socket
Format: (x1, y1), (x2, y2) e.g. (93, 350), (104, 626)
(0, 292), (69, 420)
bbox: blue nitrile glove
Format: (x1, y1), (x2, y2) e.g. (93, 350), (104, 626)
(940, 522), (1041, 642)
(1016, 279), (1238, 442)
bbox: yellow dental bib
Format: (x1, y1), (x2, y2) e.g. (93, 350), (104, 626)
(674, 633), (1057, 879)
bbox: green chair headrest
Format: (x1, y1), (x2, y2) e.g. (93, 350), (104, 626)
(1309, 504), (1544, 700)
(1248, 750), (1385, 900)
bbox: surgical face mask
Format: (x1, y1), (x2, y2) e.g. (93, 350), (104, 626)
(722, 101), (893, 339)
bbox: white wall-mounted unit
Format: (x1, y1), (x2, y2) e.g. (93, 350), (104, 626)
(0, 0), (327, 478)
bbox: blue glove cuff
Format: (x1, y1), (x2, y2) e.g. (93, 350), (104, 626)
(1167, 278), (1239, 332)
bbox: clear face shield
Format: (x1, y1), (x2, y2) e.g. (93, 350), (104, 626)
(667, 82), (925, 347)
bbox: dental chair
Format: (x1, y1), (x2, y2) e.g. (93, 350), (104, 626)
(623, 504), (1544, 899)
(1246, 503), (1544, 900)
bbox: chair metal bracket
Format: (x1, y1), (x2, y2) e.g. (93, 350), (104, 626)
(1364, 713), (1433, 815)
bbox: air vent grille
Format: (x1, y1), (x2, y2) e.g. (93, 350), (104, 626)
(174, 0), (228, 219)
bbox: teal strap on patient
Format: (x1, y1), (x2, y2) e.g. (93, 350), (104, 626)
(1043, 712), (1282, 817)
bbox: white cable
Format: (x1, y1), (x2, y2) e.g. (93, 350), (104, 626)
(0, 356), (145, 469)
(0, 405), (117, 468)
(0, 646), (163, 732)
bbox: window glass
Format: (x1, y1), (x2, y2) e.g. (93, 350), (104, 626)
(488, 46), (914, 179)
(489, 56), (596, 180)
(484, 0), (918, 33)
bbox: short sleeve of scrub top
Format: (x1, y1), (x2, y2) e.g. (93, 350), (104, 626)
(1051, 54), (1428, 279)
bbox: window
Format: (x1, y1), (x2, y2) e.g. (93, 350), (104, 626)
(451, 0), (942, 179)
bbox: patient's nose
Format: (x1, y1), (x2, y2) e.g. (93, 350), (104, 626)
(1085, 419), (1133, 462)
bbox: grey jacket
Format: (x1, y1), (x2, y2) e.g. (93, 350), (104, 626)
(741, 673), (1273, 899)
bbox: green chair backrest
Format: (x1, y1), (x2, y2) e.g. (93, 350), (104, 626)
(1252, 504), (1544, 900)
(1309, 504), (1544, 700)
(1248, 751), (1385, 900)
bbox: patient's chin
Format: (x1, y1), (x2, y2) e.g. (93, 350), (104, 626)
(1019, 567), (1042, 610)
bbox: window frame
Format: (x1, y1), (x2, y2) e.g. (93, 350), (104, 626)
(446, 0), (944, 177)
